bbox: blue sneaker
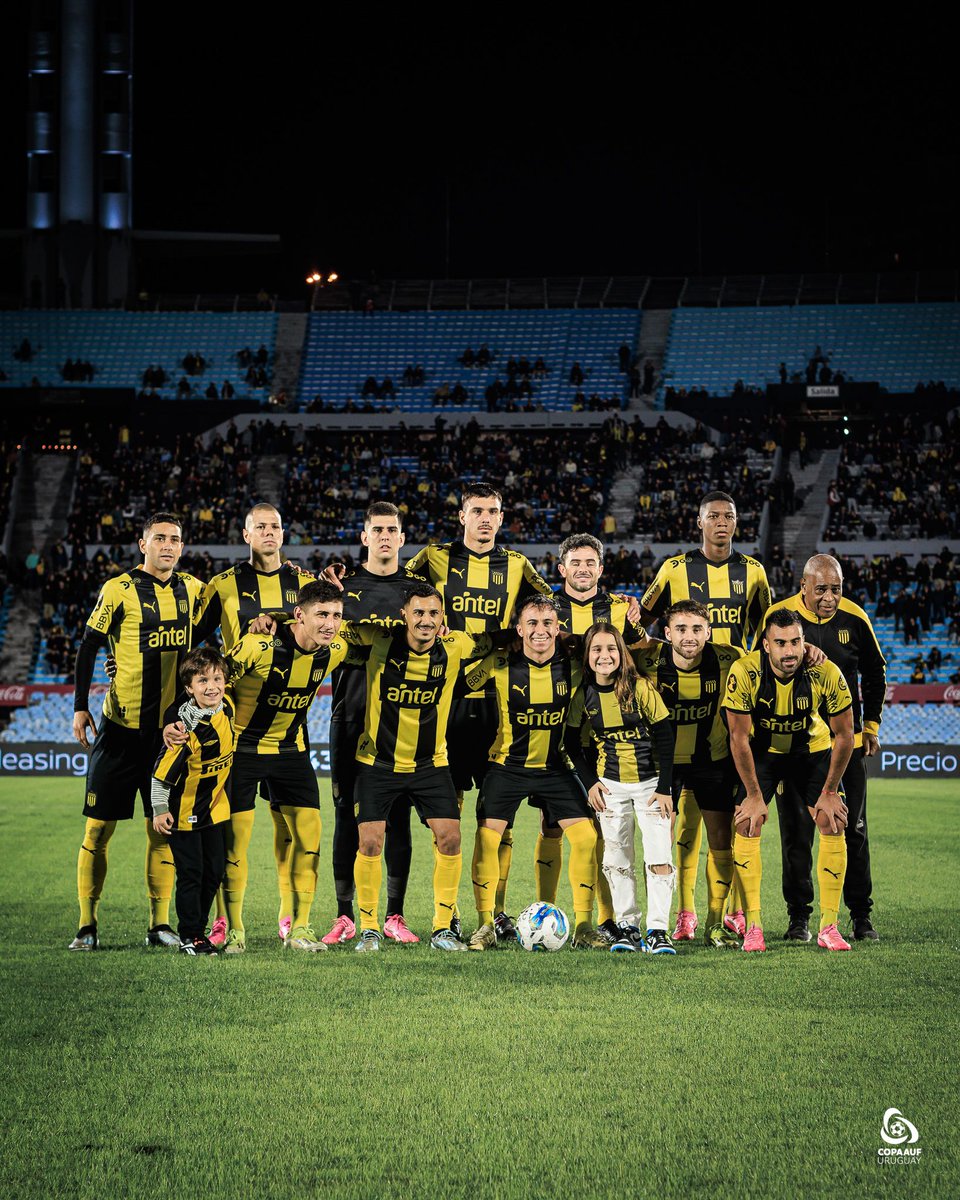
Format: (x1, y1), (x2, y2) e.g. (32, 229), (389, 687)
(644, 928), (677, 955)
(610, 924), (644, 953)
(430, 928), (468, 952)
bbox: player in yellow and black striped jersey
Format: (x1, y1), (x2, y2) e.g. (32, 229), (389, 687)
(639, 490), (771, 938)
(640, 493), (770, 652)
(405, 481), (553, 937)
(633, 601), (744, 947)
(720, 608), (855, 951)
(555, 533), (647, 643)
(207, 581), (353, 953)
(759, 553), (887, 939)
(544, 533), (650, 938)
(192, 504), (314, 652)
(464, 594), (607, 950)
(326, 501), (426, 945)
(150, 648), (233, 950)
(190, 503), (313, 942)
(564, 624), (677, 948)
(348, 583), (509, 951)
(69, 512), (204, 953)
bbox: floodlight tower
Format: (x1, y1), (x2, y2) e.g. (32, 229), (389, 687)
(25, 0), (133, 307)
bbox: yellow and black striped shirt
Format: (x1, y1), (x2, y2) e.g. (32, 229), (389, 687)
(641, 549), (770, 651)
(555, 589), (646, 646)
(152, 699), (234, 830)
(193, 560), (314, 652)
(227, 625), (352, 755)
(465, 648), (582, 770)
(634, 641), (743, 765)
(721, 651), (851, 755)
(85, 567), (205, 730)
(758, 594), (886, 748)
(567, 678), (669, 784)
(345, 628), (494, 773)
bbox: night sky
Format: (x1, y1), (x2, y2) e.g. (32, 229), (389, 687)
(2, 12), (957, 294)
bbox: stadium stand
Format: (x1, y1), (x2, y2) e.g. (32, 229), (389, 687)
(0, 311), (278, 400)
(660, 303), (960, 399)
(297, 310), (639, 411)
(825, 415), (958, 541)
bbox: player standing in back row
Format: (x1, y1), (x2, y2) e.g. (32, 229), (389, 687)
(405, 482), (553, 939)
(641, 491), (771, 941)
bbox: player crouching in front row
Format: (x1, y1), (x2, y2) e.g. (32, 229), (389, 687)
(721, 610), (854, 952)
(151, 649), (234, 955)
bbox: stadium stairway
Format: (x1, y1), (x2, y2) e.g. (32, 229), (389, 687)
(272, 313), (309, 402)
(781, 448), (840, 570)
(630, 309), (672, 410)
(250, 454), (288, 507)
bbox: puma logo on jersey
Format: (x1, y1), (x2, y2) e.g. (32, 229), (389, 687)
(348, 591), (362, 601)
(143, 602), (157, 613)
(389, 659), (405, 672)
(450, 567), (465, 579)
(512, 684), (527, 696)
(690, 581), (705, 593)
(241, 591), (257, 601)
(758, 697), (773, 707)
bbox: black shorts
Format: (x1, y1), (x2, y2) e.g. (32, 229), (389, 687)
(354, 762), (459, 826)
(743, 749), (841, 810)
(672, 760), (739, 814)
(447, 696), (499, 791)
(230, 751), (320, 813)
(330, 719), (363, 810)
(83, 719), (163, 821)
(477, 763), (591, 826)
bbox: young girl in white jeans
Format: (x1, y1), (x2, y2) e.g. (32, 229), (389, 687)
(567, 623), (677, 953)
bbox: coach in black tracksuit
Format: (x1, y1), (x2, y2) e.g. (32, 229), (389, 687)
(761, 554), (886, 942)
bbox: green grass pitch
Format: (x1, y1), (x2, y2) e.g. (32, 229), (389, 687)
(1, 778), (958, 1199)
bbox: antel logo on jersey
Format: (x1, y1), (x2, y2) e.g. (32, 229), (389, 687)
(451, 593), (502, 617)
(144, 625), (189, 650)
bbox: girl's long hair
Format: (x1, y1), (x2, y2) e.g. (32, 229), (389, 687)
(582, 622), (639, 712)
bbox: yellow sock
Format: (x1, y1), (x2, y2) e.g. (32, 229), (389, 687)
(77, 818), (115, 927)
(271, 807), (295, 924)
(472, 826), (502, 925)
(564, 819), (598, 932)
(494, 827), (513, 912)
(817, 833), (848, 930)
(706, 848), (734, 928)
(354, 852), (382, 931)
(733, 832), (763, 928)
(214, 887), (227, 921)
(595, 834), (615, 925)
(727, 815), (747, 915)
(433, 848), (462, 930)
(223, 809), (256, 935)
(282, 806), (322, 929)
(534, 833), (563, 902)
(145, 820), (174, 927)
(675, 788), (702, 912)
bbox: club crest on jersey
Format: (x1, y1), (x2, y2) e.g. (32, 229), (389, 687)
(492, 571), (505, 585)
(285, 590), (298, 604)
(430, 664), (445, 677)
(795, 696), (810, 710)
(838, 628), (850, 644)
(704, 679), (717, 693)
(556, 681), (568, 696)
(733, 580), (745, 594)
(178, 599), (188, 613)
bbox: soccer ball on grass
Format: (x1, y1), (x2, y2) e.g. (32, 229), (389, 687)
(515, 903), (570, 952)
